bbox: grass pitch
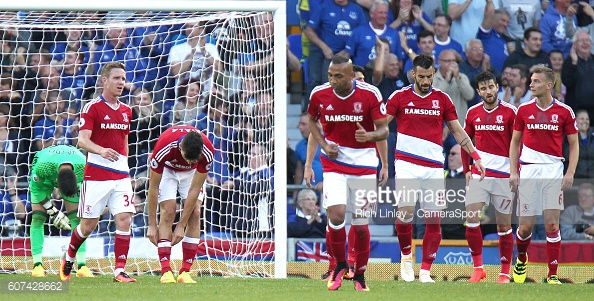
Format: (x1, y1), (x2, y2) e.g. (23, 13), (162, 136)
(0, 274), (592, 301)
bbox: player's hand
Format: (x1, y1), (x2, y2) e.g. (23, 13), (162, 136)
(304, 166), (315, 188)
(171, 225), (186, 246)
(147, 224), (158, 246)
(50, 211), (71, 231)
(355, 122), (369, 143)
(561, 173), (574, 191)
(509, 173), (519, 193)
(465, 171), (472, 188)
(474, 159), (486, 181)
(100, 147), (120, 162)
(378, 166), (388, 186)
(323, 143), (339, 159)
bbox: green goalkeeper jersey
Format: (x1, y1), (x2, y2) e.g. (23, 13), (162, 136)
(29, 145), (86, 203)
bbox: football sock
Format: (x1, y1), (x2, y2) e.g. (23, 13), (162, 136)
(158, 239), (172, 274)
(327, 221), (346, 263)
(347, 225), (357, 267)
(421, 215), (442, 271)
(352, 225), (370, 275)
(498, 229), (513, 275)
(465, 223), (483, 268)
(30, 211), (47, 265)
(180, 237), (200, 273)
(68, 211), (86, 266)
(515, 229), (532, 263)
(326, 226), (336, 270)
(395, 216), (413, 256)
(67, 226), (88, 260)
(546, 229), (561, 277)
(114, 230), (131, 270)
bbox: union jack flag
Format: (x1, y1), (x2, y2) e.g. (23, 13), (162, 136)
(296, 241), (328, 262)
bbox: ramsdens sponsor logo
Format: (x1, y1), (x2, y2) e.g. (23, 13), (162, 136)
(475, 124), (505, 131)
(100, 123), (128, 130)
(527, 124), (558, 130)
(404, 108), (440, 116)
(324, 115), (363, 122)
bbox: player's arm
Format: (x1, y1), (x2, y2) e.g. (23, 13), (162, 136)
(78, 129), (119, 161)
(509, 129), (523, 192)
(563, 133), (579, 190)
(304, 132), (319, 188)
(355, 118), (389, 142)
(146, 169), (162, 245)
(172, 171), (208, 245)
(376, 139), (389, 186)
(308, 114), (338, 159)
(446, 119), (486, 179)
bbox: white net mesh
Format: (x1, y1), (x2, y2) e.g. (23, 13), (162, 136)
(0, 9), (277, 277)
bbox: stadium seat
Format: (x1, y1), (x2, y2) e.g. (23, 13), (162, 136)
(483, 233), (499, 241)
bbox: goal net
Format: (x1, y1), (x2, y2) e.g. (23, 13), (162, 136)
(0, 1), (287, 278)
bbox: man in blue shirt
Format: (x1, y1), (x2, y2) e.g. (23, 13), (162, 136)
(477, 1), (512, 73)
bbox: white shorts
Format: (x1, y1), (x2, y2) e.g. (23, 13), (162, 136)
(158, 167), (205, 203)
(517, 162), (564, 216)
(394, 160), (446, 211)
(79, 178), (134, 218)
(322, 172), (377, 216)
(465, 176), (514, 214)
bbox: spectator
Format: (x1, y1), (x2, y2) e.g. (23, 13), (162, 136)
(287, 38), (302, 73)
(194, 93), (229, 185)
(304, 0), (366, 89)
(173, 80), (202, 125)
(288, 188), (327, 238)
(402, 30), (436, 77)
(0, 75), (25, 129)
(565, 2), (594, 54)
(459, 39), (501, 105)
(32, 91), (77, 150)
(299, 0), (326, 99)
(503, 27), (550, 70)
(549, 49), (566, 102)
(499, 0), (543, 41)
(422, 0), (445, 21)
(50, 28), (92, 67)
(478, 2), (512, 73)
(246, 12), (275, 91)
(441, 144), (466, 239)
(0, 174), (27, 237)
(560, 183), (594, 240)
(498, 64), (532, 107)
(389, 0), (434, 54)
(0, 30), (26, 80)
(0, 104), (19, 175)
(59, 47), (94, 114)
(433, 13), (466, 62)
(539, 0), (575, 57)
(129, 88), (162, 178)
(345, 0), (405, 68)
(167, 22), (210, 97)
(448, 0), (498, 47)
(294, 113), (323, 193)
(563, 110), (594, 179)
(562, 30), (594, 118)
(21, 49), (51, 104)
(433, 49), (474, 126)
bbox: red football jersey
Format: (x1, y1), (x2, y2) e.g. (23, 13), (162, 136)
(386, 85), (458, 168)
(307, 81), (386, 176)
(514, 99), (578, 163)
(79, 96), (132, 180)
(150, 125), (215, 174)
(464, 100), (516, 178)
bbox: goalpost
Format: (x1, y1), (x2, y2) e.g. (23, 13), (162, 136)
(0, 0), (287, 278)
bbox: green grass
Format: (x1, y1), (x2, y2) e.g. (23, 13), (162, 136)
(0, 274), (592, 301)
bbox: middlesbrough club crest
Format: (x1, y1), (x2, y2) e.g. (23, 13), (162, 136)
(353, 102), (363, 113)
(432, 100), (440, 109)
(122, 113), (129, 122)
(551, 114), (558, 123)
(496, 115), (503, 124)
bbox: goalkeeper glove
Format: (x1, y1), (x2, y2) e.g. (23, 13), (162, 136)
(43, 202), (71, 231)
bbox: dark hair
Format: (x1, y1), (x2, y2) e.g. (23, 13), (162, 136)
(353, 65), (365, 74)
(413, 54), (434, 71)
(331, 54), (351, 65)
(549, 49), (564, 57)
(434, 13), (452, 27)
(177, 78), (201, 104)
(475, 71), (497, 87)
(523, 27), (541, 41)
(511, 63), (529, 79)
(417, 30), (434, 43)
(180, 131), (204, 161)
(57, 167), (78, 198)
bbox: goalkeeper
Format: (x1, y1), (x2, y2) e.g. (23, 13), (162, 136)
(29, 145), (94, 278)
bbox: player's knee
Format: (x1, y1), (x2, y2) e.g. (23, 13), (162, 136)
(328, 216), (345, 228)
(496, 224), (511, 233)
(351, 217), (368, 226)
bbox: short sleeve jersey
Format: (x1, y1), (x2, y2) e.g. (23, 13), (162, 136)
(150, 125), (215, 174)
(464, 100), (516, 177)
(30, 145), (86, 202)
(307, 81), (386, 175)
(386, 85), (458, 168)
(514, 99), (578, 163)
(79, 96), (132, 180)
